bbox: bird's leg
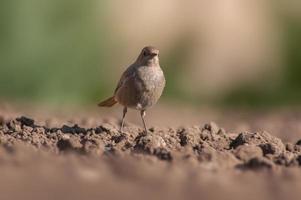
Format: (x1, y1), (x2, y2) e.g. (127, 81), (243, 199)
(120, 107), (127, 133)
(140, 110), (148, 134)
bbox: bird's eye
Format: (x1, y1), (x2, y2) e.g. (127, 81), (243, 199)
(143, 51), (148, 56)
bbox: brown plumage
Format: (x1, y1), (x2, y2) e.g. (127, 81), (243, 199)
(98, 46), (166, 134)
(98, 96), (117, 107)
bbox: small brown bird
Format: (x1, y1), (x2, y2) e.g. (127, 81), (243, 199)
(98, 46), (166, 134)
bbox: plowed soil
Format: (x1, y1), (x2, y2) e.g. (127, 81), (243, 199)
(0, 105), (301, 200)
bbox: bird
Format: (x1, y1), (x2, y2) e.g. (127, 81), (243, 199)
(98, 46), (165, 134)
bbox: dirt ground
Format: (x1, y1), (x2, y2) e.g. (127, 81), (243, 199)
(0, 103), (301, 200)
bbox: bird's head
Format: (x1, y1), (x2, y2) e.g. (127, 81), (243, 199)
(136, 46), (160, 66)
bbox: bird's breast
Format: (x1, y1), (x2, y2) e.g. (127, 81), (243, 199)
(136, 66), (165, 91)
(134, 66), (165, 109)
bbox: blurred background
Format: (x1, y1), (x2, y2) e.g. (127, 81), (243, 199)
(0, 0), (300, 108)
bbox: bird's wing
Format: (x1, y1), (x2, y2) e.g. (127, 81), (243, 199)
(114, 65), (136, 94)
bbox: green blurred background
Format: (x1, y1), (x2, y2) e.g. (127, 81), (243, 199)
(0, 0), (300, 108)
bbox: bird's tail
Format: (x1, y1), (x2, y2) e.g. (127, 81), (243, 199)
(98, 96), (117, 107)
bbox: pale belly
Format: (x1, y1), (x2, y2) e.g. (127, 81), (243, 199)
(116, 66), (165, 110)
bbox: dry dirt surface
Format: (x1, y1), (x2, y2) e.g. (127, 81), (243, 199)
(0, 111), (301, 200)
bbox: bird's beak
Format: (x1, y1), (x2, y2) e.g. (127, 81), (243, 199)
(150, 53), (158, 57)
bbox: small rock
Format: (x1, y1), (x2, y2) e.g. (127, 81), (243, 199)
(134, 134), (166, 154)
(234, 145), (263, 162)
(230, 133), (251, 149)
(16, 116), (35, 127)
(61, 124), (86, 134)
(94, 127), (103, 134)
(7, 120), (22, 132)
(61, 125), (73, 133)
(259, 143), (277, 155)
(230, 132), (285, 156)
